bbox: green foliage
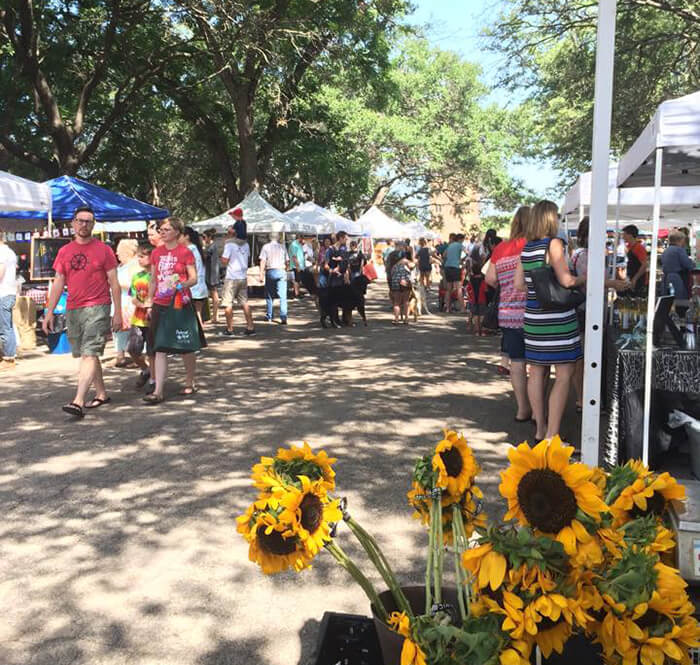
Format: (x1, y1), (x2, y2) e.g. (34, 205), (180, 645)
(485, 0), (700, 182)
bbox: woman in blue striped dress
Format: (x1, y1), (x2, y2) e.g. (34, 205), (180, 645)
(514, 200), (586, 441)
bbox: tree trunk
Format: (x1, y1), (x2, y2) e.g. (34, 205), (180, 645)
(233, 88), (259, 195)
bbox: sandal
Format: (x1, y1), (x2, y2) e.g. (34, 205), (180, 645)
(179, 386), (198, 396)
(497, 366), (510, 376)
(142, 394), (163, 405)
(61, 402), (85, 418)
(85, 396), (112, 409)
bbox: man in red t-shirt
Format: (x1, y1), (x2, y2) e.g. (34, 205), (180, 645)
(43, 206), (121, 418)
(622, 224), (649, 295)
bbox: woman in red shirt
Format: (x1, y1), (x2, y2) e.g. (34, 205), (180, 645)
(144, 217), (204, 403)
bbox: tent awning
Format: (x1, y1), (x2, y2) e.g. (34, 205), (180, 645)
(617, 90), (700, 188)
(286, 201), (364, 235)
(0, 175), (168, 222)
(191, 191), (317, 234)
(561, 163), (700, 224)
(357, 206), (408, 239)
(0, 171), (51, 213)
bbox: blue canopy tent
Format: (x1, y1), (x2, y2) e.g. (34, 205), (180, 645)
(0, 176), (168, 226)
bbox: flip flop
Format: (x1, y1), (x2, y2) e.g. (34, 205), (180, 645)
(514, 415), (534, 423)
(142, 394), (163, 405)
(179, 386), (198, 396)
(62, 402), (84, 418)
(85, 396), (112, 409)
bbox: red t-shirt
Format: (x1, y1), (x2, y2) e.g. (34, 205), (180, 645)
(629, 241), (649, 284)
(151, 244), (195, 306)
(53, 239), (118, 310)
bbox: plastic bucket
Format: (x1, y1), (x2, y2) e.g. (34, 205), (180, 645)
(687, 423), (700, 480)
(47, 331), (72, 354)
(371, 586), (458, 665)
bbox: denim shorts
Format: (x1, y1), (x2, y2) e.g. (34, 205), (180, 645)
(501, 327), (525, 360)
(66, 304), (111, 358)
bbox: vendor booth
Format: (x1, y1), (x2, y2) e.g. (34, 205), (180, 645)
(0, 171), (51, 214)
(357, 206), (408, 240)
(286, 201), (363, 236)
(609, 90), (700, 467)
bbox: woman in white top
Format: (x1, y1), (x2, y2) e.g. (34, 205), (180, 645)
(182, 227), (209, 325)
(114, 239), (139, 367)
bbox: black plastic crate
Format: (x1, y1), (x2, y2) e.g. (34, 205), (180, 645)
(313, 611), (383, 665)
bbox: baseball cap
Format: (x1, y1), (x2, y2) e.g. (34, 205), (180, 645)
(229, 207), (244, 220)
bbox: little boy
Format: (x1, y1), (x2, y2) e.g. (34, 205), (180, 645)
(128, 244), (155, 391)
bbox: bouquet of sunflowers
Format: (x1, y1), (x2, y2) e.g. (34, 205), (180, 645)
(237, 431), (700, 665)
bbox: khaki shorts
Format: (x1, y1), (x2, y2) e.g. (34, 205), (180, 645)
(66, 304), (111, 358)
(221, 279), (248, 307)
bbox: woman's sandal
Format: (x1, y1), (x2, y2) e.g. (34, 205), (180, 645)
(179, 386), (198, 396)
(61, 402), (84, 418)
(85, 396), (111, 409)
(142, 394), (164, 405)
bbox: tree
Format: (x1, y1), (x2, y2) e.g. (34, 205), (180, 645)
(313, 38), (523, 223)
(171, 0), (410, 199)
(485, 0), (700, 182)
(0, 0), (178, 177)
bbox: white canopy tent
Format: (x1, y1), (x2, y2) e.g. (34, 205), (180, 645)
(357, 206), (408, 239)
(0, 171), (51, 213)
(610, 89), (700, 466)
(286, 201), (363, 235)
(562, 163), (700, 226)
(403, 220), (440, 240)
(191, 191), (317, 235)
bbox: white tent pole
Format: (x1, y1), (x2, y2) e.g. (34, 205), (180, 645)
(642, 147), (663, 466)
(581, 0), (617, 467)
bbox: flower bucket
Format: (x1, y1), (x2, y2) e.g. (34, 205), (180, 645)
(371, 586), (458, 665)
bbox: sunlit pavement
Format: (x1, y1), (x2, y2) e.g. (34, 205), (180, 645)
(0, 284), (580, 664)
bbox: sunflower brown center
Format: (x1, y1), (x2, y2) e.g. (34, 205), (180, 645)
(517, 469), (577, 533)
(300, 494), (323, 534)
(440, 447), (463, 478)
(538, 617), (559, 631)
(630, 491), (665, 519)
(257, 527), (297, 555)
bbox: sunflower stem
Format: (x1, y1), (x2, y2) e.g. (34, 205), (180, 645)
(325, 541), (389, 623)
(451, 518), (467, 622)
(432, 495), (442, 605)
(425, 501), (434, 613)
(345, 517), (413, 618)
(452, 506), (471, 618)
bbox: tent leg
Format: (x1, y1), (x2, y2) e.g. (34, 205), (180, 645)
(581, 0), (617, 467)
(641, 147), (663, 467)
(608, 188), (622, 326)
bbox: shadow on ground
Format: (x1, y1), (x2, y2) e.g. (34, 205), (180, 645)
(0, 284), (582, 665)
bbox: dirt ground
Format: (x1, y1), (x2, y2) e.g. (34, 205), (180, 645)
(0, 284), (582, 665)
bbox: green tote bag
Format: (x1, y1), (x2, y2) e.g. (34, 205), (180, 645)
(153, 292), (202, 354)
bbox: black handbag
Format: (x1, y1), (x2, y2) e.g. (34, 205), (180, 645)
(482, 286), (499, 330)
(530, 241), (585, 311)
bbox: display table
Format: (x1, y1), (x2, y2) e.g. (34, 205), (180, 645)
(604, 340), (700, 466)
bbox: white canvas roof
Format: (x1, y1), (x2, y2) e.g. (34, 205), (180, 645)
(357, 206), (408, 239)
(617, 90), (700, 188)
(191, 191), (317, 234)
(403, 220), (440, 240)
(286, 201), (363, 235)
(0, 171), (51, 213)
(562, 163), (700, 226)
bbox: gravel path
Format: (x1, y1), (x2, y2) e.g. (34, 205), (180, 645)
(0, 284), (580, 664)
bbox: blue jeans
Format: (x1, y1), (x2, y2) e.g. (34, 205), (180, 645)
(0, 295), (17, 359)
(265, 269), (288, 321)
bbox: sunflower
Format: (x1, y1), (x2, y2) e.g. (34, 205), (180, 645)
(534, 618), (572, 658)
(607, 462), (685, 524)
(252, 442), (336, 494)
(277, 475), (342, 556)
(499, 437), (607, 555)
(408, 482), (485, 544)
(388, 612), (427, 665)
(237, 500), (313, 574)
(432, 429), (480, 497)
(621, 516), (676, 555)
(463, 542), (508, 591)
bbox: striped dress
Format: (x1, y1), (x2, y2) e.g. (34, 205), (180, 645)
(521, 238), (582, 365)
